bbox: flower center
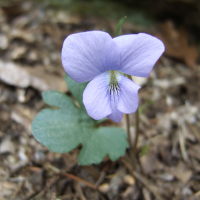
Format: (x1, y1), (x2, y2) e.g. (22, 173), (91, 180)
(109, 71), (120, 95)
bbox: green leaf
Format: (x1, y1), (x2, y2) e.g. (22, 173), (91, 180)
(140, 144), (149, 157)
(65, 74), (108, 124)
(78, 127), (129, 165)
(32, 108), (128, 164)
(32, 108), (81, 153)
(116, 16), (127, 36)
(95, 117), (107, 125)
(65, 74), (92, 122)
(32, 76), (129, 165)
(42, 90), (77, 111)
(65, 74), (88, 109)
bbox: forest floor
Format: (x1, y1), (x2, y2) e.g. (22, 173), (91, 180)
(1, 1), (200, 200)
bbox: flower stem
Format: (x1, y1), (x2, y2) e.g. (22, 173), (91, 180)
(126, 74), (140, 169)
(126, 114), (131, 147)
(131, 108), (140, 169)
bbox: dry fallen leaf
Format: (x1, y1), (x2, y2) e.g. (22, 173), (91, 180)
(0, 137), (15, 154)
(0, 60), (67, 92)
(170, 162), (192, 184)
(156, 20), (198, 67)
(140, 149), (164, 174)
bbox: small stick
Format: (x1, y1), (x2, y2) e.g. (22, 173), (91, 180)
(34, 189), (46, 200)
(11, 180), (24, 199)
(62, 173), (96, 190)
(122, 158), (164, 200)
(95, 162), (112, 187)
(133, 171), (164, 200)
(178, 122), (189, 162)
(186, 121), (200, 143)
(28, 164), (97, 190)
(75, 182), (87, 200)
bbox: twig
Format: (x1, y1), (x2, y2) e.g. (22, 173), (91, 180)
(133, 171), (164, 200)
(62, 173), (96, 190)
(95, 162), (112, 187)
(34, 190), (46, 200)
(11, 180), (24, 199)
(28, 164), (97, 191)
(186, 121), (200, 143)
(178, 122), (189, 162)
(122, 158), (164, 200)
(75, 182), (87, 200)
(95, 172), (105, 188)
(194, 190), (200, 197)
(136, 153), (145, 175)
(26, 166), (41, 172)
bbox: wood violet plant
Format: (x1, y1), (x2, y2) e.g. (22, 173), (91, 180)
(32, 18), (165, 165)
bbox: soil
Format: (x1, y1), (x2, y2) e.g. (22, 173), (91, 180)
(1, 1), (200, 200)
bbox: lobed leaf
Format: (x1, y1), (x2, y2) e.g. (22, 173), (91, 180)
(32, 75), (128, 165)
(42, 90), (77, 110)
(78, 127), (129, 165)
(65, 74), (88, 109)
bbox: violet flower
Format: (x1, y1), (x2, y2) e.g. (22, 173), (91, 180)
(62, 31), (164, 122)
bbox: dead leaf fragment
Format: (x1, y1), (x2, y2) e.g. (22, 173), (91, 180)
(170, 162), (192, 184)
(11, 46), (27, 60)
(10, 28), (35, 43)
(52, 11), (81, 24)
(0, 137), (15, 154)
(156, 21), (198, 67)
(0, 60), (67, 92)
(0, 61), (30, 88)
(0, 34), (8, 50)
(140, 150), (163, 174)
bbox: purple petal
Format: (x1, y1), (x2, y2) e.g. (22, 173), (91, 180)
(117, 76), (141, 114)
(62, 31), (120, 83)
(113, 33), (165, 77)
(107, 92), (123, 123)
(83, 72), (112, 120)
